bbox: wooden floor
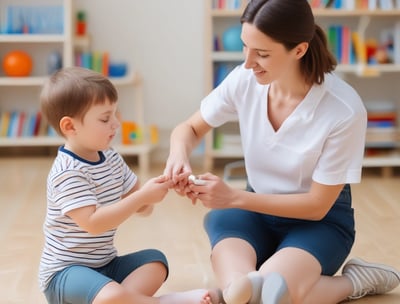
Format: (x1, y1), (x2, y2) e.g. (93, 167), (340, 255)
(0, 156), (399, 304)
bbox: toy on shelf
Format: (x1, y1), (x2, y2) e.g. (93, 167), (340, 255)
(76, 10), (86, 36)
(47, 51), (62, 74)
(222, 24), (243, 51)
(75, 51), (130, 78)
(2, 50), (33, 77)
(121, 121), (159, 145)
(149, 124), (159, 144)
(122, 121), (142, 144)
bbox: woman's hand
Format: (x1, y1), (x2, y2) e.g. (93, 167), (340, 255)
(164, 111), (212, 196)
(187, 172), (238, 208)
(164, 153), (192, 196)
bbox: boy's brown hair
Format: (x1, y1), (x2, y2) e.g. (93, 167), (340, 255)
(40, 67), (118, 136)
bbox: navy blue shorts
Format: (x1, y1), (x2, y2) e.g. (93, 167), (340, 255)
(204, 184), (355, 275)
(44, 249), (168, 304)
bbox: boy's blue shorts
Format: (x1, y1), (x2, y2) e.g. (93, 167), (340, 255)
(44, 249), (168, 304)
(204, 184), (355, 275)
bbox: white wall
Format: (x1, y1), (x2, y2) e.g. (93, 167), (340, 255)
(75, 0), (206, 163)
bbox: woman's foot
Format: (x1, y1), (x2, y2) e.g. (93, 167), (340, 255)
(342, 258), (400, 300)
(261, 272), (291, 304)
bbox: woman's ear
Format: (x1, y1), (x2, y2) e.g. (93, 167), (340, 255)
(294, 42), (309, 59)
(59, 116), (75, 136)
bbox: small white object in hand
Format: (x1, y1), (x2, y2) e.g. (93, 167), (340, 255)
(188, 174), (207, 185)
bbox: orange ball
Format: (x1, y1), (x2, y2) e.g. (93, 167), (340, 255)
(3, 50), (33, 77)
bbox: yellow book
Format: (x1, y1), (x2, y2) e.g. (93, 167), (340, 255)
(0, 111), (11, 137)
(351, 31), (367, 64)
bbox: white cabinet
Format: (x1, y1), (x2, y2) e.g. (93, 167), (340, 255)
(0, 0), (155, 175)
(204, 0), (400, 175)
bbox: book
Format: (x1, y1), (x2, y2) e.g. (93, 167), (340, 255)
(7, 111), (19, 137)
(351, 31), (367, 64)
(33, 112), (42, 136)
(17, 111), (26, 137)
(341, 26), (351, 64)
(394, 21), (400, 65)
(378, 0), (394, 9)
(0, 111), (11, 137)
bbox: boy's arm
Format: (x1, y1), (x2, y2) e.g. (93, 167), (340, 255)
(66, 175), (171, 234)
(122, 179), (153, 216)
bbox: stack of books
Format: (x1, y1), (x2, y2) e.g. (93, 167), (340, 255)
(0, 111), (55, 138)
(365, 101), (399, 153)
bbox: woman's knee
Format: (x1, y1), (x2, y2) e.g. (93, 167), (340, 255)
(259, 248), (322, 303)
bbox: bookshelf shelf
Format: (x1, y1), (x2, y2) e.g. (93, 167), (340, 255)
(212, 51), (244, 61)
(0, 73), (139, 87)
(0, 34), (67, 43)
(0, 136), (64, 147)
(211, 10), (243, 17)
(0, 77), (48, 86)
(209, 147), (243, 158)
(313, 9), (400, 17)
(363, 154), (400, 167)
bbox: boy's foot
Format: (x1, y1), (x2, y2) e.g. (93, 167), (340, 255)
(342, 258), (400, 300)
(223, 275), (253, 304)
(207, 288), (226, 304)
(223, 271), (263, 304)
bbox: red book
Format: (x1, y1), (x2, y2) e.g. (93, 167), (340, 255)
(33, 112), (42, 136)
(341, 26), (351, 64)
(17, 112), (26, 137)
(102, 52), (109, 76)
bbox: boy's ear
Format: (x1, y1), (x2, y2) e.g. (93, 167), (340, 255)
(59, 116), (75, 136)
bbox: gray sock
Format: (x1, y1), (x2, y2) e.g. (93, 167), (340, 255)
(261, 272), (291, 304)
(248, 271), (264, 304)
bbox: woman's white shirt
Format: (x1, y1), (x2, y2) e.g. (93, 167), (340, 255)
(200, 64), (367, 194)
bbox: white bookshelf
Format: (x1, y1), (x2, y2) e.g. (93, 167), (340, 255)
(204, 0), (400, 174)
(0, 0), (155, 175)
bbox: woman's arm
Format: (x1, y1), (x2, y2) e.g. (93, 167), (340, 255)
(191, 173), (344, 221)
(164, 110), (212, 188)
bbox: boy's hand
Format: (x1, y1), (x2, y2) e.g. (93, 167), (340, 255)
(138, 175), (173, 205)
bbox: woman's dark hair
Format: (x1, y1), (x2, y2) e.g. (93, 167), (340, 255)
(241, 0), (336, 84)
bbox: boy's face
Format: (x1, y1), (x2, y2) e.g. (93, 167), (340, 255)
(72, 98), (120, 155)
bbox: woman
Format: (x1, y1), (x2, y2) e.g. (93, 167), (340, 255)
(164, 0), (400, 303)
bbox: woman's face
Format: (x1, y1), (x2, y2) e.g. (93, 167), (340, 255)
(241, 22), (301, 85)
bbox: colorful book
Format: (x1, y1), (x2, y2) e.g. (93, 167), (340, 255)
(351, 31), (367, 64)
(0, 111), (11, 137)
(341, 26), (351, 64)
(7, 111), (19, 137)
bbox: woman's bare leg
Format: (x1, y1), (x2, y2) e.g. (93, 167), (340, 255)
(210, 238), (258, 303)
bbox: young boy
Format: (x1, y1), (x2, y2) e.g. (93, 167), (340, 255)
(38, 67), (219, 304)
